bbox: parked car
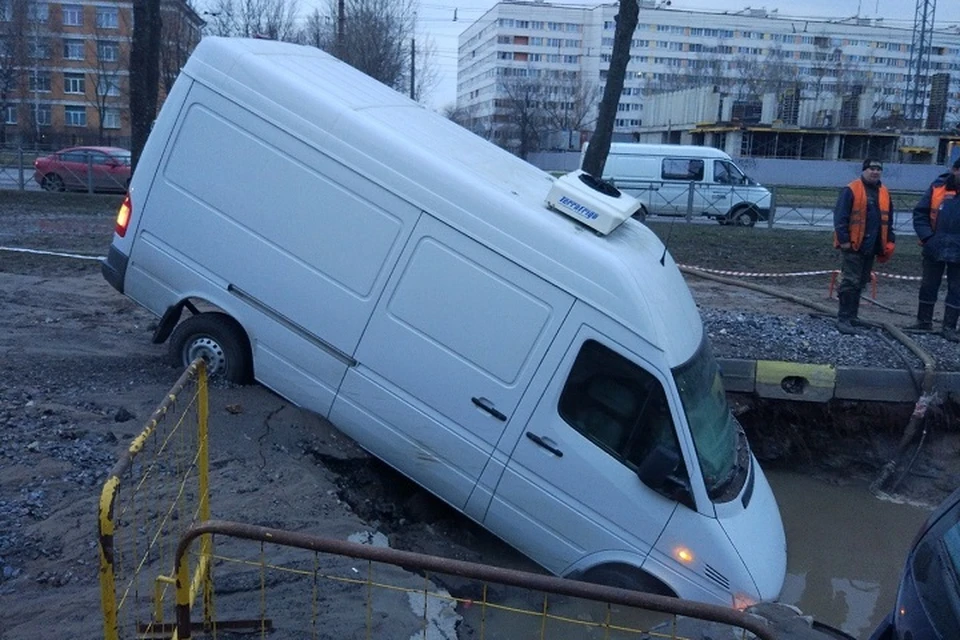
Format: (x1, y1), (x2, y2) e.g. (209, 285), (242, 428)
(33, 146), (131, 193)
(868, 485), (960, 640)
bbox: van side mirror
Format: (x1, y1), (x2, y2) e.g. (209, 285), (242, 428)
(636, 445), (696, 510)
(636, 445), (679, 488)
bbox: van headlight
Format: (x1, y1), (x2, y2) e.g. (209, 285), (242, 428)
(733, 592), (758, 611)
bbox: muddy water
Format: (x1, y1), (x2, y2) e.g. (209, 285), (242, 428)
(768, 469), (932, 639)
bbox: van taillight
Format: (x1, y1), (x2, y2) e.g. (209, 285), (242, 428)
(115, 195), (132, 237)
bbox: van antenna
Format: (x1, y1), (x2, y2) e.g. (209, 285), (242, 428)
(659, 215), (676, 266)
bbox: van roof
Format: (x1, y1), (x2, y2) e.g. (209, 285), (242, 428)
(181, 38), (702, 366)
(606, 143), (733, 160)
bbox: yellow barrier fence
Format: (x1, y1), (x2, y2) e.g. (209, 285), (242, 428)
(98, 359), (213, 640)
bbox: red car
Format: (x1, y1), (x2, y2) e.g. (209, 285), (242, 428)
(33, 146), (131, 193)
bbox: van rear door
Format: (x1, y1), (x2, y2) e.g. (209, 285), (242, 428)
(331, 216), (574, 510)
(603, 155), (656, 215)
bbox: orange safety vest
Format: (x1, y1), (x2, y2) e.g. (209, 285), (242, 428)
(929, 184), (959, 231)
(834, 179), (891, 251)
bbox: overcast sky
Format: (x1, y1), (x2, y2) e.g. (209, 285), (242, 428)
(415, 0), (958, 111)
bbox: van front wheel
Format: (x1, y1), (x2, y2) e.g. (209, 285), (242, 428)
(168, 312), (253, 384)
(728, 206), (758, 227)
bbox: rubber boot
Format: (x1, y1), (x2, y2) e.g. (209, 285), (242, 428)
(943, 307), (960, 343)
(904, 302), (935, 331)
(849, 292), (865, 327)
(837, 292), (861, 335)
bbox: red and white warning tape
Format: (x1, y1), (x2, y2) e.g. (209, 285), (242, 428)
(680, 264), (921, 281)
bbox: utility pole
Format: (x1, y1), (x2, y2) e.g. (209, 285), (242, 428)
(337, 0), (345, 59)
(409, 38), (416, 99)
(904, 0), (936, 126)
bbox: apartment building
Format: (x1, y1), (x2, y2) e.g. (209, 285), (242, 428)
(457, 0), (960, 161)
(0, 0), (202, 149)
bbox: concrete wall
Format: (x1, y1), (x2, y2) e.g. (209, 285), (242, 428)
(528, 151), (949, 191)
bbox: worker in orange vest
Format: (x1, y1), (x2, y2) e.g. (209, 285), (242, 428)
(908, 158), (960, 341)
(832, 158), (896, 335)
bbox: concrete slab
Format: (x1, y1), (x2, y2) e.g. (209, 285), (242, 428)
(717, 359), (960, 403)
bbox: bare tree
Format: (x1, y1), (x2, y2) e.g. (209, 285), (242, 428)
(203, 0), (238, 36)
(672, 48), (726, 94)
(496, 72), (549, 159)
(160, 0), (202, 95)
(299, 7), (330, 48)
(582, 0), (638, 177)
(90, 14), (128, 143)
(444, 102), (492, 140)
(0, 0), (29, 146)
(203, 0), (299, 40)
(541, 71), (600, 150)
(303, 0), (435, 100)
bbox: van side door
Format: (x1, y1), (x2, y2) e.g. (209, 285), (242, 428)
(330, 216), (574, 511)
(477, 304), (691, 576)
(696, 159), (736, 220)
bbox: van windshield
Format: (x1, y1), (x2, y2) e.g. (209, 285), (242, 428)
(672, 336), (745, 501)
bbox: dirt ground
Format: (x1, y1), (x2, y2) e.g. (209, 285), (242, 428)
(0, 196), (956, 638)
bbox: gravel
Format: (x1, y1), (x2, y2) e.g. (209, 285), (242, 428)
(702, 308), (960, 372)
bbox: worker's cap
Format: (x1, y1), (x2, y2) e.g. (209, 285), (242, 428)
(862, 159), (883, 171)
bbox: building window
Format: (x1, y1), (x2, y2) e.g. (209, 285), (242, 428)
(64, 105), (86, 126)
(64, 72), (85, 94)
(96, 76), (120, 96)
(96, 6), (118, 28)
(64, 38), (84, 60)
(29, 71), (51, 92)
(62, 4), (82, 26)
(32, 103), (51, 126)
(3, 105), (16, 125)
(102, 108), (121, 129)
(97, 40), (118, 62)
(28, 2), (48, 22)
(28, 38), (50, 59)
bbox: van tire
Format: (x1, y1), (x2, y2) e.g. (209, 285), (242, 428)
(632, 206), (648, 223)
(728, 206), (758, 227)
(579, 564), (676, 597)
(168, 312), (253, 384)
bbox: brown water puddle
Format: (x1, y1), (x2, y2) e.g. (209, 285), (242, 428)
(768, 469), (932, 639)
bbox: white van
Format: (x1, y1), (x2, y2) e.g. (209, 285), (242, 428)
(587, 143), (772, 227)
(101, 37), (785, 607)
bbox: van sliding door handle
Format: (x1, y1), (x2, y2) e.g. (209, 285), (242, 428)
(525, 432), (563, 457)
(471, 397), (507, 421)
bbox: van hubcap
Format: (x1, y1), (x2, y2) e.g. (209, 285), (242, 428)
(185, 337), (226, 376)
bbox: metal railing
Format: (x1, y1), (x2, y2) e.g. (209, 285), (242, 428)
(171, 519), (780, 640)
(1, 144), (129, 194)
(98, 359), (212, 640)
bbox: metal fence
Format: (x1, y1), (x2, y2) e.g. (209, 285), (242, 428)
(1, 144), (130, 194)
(170, 520), (779, 640)
(619, 181), (920, 232)
(98, 359), (213, 640)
